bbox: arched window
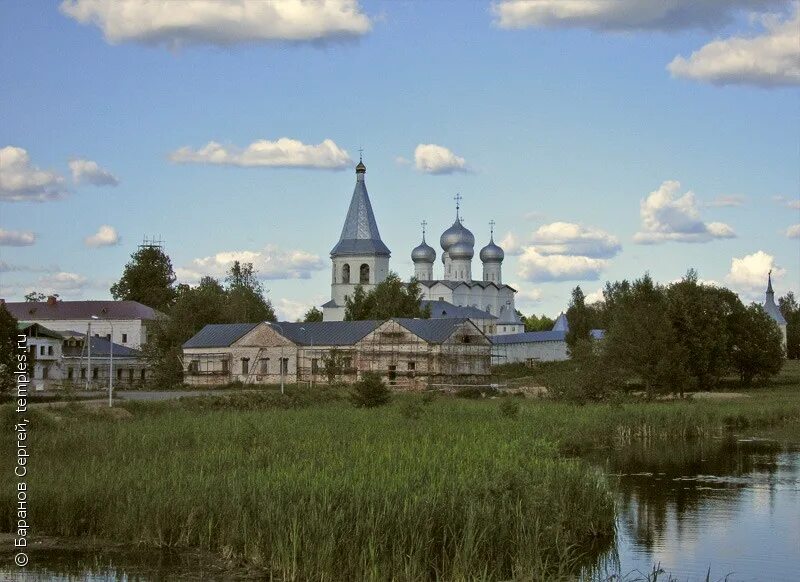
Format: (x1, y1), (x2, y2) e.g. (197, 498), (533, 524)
(342, 264), (350, 284)
(360, 263), (370, 284)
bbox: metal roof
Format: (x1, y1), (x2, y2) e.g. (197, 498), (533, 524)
(422, 300), (497, 320)
(5, 300), (162, 321)
(393, 318), (476, 344)
(330, 167), (390, 258)
(62, 332), (143, 358)
(182, 323), (259, 349)
(17, 321), (63, 340)
(275, 320), (383, 346)
(764, 299), (787, 325)
(552, 313), (569, 331)
(417, 280), (516, 292)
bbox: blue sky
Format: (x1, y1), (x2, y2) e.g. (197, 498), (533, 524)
(1, 0), (798, 320)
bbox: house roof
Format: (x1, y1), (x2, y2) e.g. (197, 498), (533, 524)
(17, 321), (63, 340)
(552, 312), (569, 331)
(393, 317), (477, 344)
(62, 332), (143, 358)
(422, 300), (497, 321)
(4, 300), (162, 321)
(182, 323), (260, 349)
(275, 320), (383, 346)
(417, 279), (516, 292)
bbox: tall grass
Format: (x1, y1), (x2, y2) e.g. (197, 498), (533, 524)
(0, 400), (614, 580)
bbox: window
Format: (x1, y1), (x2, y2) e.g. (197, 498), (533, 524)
(92, 368), (99, 379)
(40, 345), (45, 356)
(221, 360), (229, 374)
(312, 358), (319, 374)
(282, 358), (289, 375)
(407, 361), (416, 371)
(140, 369), (146, 381)
(80, 368), (86, 380)
(342, 263), (351, 284)
(122, 333), (128, 344)
(342, 357), (352, 371)
(42, 366), (49, 380)
(128, 369), (134, 382)
(117, 369), (123, 381)
(260, 358), (269, 373)
(67, 367), (74, 380)
(189, 360), (199, 373)
(359, 263), (370, 284)
(241, 358), (250, 375)
(388, 365), (397, 386)
(106, 334), (111, 341)
(48, 345), (53, 356)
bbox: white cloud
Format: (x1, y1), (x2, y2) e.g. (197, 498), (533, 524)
(493, 0), (783, 31)
(178, 245), (326, 282)
(510, 285), (544, 309)
(499, 232), (524, 256)
(634, 180), (736, 244)
(0, 228), (36, 246)
(706, 194), (746, 207)
(0, 146), (67, 202)
(275, 296), (327, 321)
(169, 138), (351, 170)
(69, 158), (119, 186)
(669, 6), (800, 87)
(786, 224), (800, 239)
(530, 222), (621, 258)
(584, 287), (605, 304)
(773, 195), (800, 209)
(84, 225), (120, 247)
(60, 0), (371, 47)
(725, 250), (786, 299)
(517, 248), (608, 282)
(413, 144), (467, 175)
(0, 261), (58, 274)
(39, 271), (90, 292)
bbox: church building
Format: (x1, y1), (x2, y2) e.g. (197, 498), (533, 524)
(322, 160), (523, 335)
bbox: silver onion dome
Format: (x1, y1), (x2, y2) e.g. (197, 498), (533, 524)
(449, 241), (474, 260)
(411, 240), (436, 263)
(480, 239), (504, 263)
(440, 220), (475, 252)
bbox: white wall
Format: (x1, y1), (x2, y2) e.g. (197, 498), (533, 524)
(22, 319), (149, 349)
(493, 340), (569, 364)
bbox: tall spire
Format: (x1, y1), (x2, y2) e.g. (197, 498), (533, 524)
(421, 220), (428, 242)
(330, 159), (390, 257)
(454, 193), (462, 222)
(767, 269), (774, 296)
(355, 150), (366, 180)
(489, 219), (495, 242)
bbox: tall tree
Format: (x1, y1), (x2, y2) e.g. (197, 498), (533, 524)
(521, 312), (555, 332)
(303, 306), (324, 323)
(565, 286), (592, 352)
(0, 303), (19, 393)
(345, 274), (430, 320)
(24, 291), (47, 302)
(778, 292), (799, 359)
(223, 261), (276, 323)
(728, 304), (784, 385)
(111, 245), (177, 311)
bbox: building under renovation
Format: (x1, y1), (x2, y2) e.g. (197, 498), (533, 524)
(182, 317), (491, 389)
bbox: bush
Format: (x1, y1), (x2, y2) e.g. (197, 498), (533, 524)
(399, 400), (423, 420)
(499, 399), (520, 419)
(350, 372), (391, 408)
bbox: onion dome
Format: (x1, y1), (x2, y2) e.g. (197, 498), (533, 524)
(449, 241), (474, 260)
(480, 238), (504, 263)
(412, 239), (436, 263)
(355, 159), (366, 174)
(440, 220), (475, 252)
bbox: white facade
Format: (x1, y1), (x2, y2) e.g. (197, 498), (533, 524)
(23, 319), (149, 349)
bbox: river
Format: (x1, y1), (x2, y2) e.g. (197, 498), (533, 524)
(4, 437), (799, 581)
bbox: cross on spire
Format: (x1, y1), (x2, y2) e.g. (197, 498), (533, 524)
(489, 220), (496, 240)
(454, 193), (462, 221)
(358, 147), (363, 162)
(421, 220), (428, 241)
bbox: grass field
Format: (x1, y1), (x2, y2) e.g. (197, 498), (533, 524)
(2, 361), (798, 580)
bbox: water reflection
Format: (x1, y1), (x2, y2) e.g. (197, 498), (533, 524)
(588, 438), (800, 581)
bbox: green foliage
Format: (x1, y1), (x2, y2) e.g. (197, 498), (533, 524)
(566, 286), (593, 351)
(521, 312), (556, 332)
(224, 261), (276, 323)
(728, 303), (784, 385)
(0, 303), (19, 393)
(344, 273), (430, 320)
(110, 246), (177, 311)
(302, 306), (324, 323)
(499, 398), (520, 418)
(779, 292), (799, 359)
(23, 291), (47, 302)
(349, 372), (391, 407)
(320, 347), (348, 384)
(399, 399), (424, 420)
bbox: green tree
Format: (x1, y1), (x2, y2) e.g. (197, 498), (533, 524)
(350, 372), (391, 407)
(344, 273), (430, 320)
(521, 312), (555, 332)
(320, 347), (348, 383)
(602, 275), (688, 397)
(728, 304), (784, 385)
(565, 286), (592, 353)
(666, 270), (731, 390)
(224, 261), (276, 323)
(0, 303), (19, 393)
(778, 292), (799, 359)
(111, 246), (177, 311)
(303, 306), (324, 323)
(24, 291), (47, 302)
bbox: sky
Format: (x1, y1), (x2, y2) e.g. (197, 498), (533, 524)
(1, 0), (798, 320)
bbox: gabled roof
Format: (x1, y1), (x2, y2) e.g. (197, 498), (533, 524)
(393, 317), (479, 344)
(182, 323), (260, 349)
(422, 300), (497, 321)
(330, 169), (390, 258)
(5, 300), (162, 321)
(17, 321), (63, 340)
(276, 320), (383, 346)
(61, 331), (142, 358)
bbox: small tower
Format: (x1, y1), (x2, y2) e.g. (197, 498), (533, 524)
(439, 194), (474, 282)
(411, 221), (436, 280)
(479, 221), (504, 284)
(324, 156), (391, 321)
(763, 270), (788, 352)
